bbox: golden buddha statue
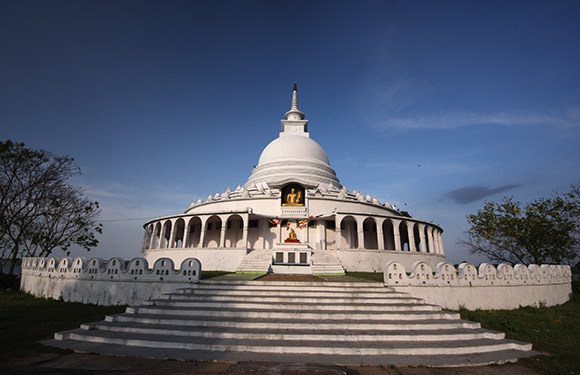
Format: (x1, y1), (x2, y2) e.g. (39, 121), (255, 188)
(287, 228), (298, 241)
(282, 188), (303, 206)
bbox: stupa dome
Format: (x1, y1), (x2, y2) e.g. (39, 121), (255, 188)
(258, 135), (329, 166)
(245, 84), (341, 189)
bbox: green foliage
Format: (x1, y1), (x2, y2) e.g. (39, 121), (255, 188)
(461, 183), (579, 265)
(0, 140), (102, 274)
(460, 281), (580, 375)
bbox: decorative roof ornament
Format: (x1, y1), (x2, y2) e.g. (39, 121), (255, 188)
(284, 82), (305, 120)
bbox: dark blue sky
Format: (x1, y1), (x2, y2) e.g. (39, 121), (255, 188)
(2, 1), (579, 263)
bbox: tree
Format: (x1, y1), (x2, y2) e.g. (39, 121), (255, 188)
(0, 140), (101, 274)
(460, 184), (579, 266)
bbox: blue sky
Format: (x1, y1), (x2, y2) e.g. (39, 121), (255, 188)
(2, 0), (579, 264)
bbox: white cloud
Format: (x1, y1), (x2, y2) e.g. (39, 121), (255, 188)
(378, 110), (579, 130)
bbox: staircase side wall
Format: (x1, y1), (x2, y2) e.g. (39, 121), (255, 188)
(20, 256), (201, 306)
(385, 261), (573, 310)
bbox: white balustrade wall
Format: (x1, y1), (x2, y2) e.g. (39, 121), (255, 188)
(20, 256), (573, 310)
(20, 256), (201, 306)
(384, 261), (572, 310)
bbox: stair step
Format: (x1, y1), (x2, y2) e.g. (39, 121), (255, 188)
(106, 313), (482, 330)
(163, 294), (425, 304)
(178, 289), (407, 298)
(127, 306), (458, 320)
(198, 280), (385, 287)
(142, 300), (440, 311)
(58, 329), (532, 355)
(47, 280), (534, 365)
(83, 321), (503, 342)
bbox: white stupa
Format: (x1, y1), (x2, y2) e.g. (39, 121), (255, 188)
(141, 84), (445, 273)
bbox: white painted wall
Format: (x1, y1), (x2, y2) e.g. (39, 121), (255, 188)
(20, 256), (201, 306)
(384, 261), (572, 310)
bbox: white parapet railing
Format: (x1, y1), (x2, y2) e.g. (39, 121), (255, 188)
(384, 261), (573, 310)
(20, 256), (201, 306)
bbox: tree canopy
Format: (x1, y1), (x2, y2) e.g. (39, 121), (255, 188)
(0, 140), (101, 274)
(460, 183), (579, 266)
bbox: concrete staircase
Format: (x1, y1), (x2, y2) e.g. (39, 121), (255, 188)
(47, 280), (535, 366)
(235, 249), (272, 272)
(311, 250), (345, 274)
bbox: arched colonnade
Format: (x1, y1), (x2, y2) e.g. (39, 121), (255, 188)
(335, 214), (444, 255)
(142, 213), (444, 255)
(143, 213), (249, 251)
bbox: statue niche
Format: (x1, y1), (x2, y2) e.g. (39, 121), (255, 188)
(282, 184), (305, 206)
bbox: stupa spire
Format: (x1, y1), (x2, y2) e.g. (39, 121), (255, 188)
(284, 82), (305, 120)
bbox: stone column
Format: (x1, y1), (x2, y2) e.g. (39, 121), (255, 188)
(318, 221), (326, 250)
(427, 227), (435, 254)
(277, 219), (282, 242)
(438, 231), (445, 255)
(219, 216), (227, 248)
(199, 217), (208, 248)
(377, 218), (385, 250)
(151, 225), (159, 249)
(183, 218), (193, 248)
(406, 221), (416, 252)
(259, 219), (267, 249)
(391, 219), (402, 251)
(167, 219), (177, 248)
(149, 226), (157, 249)
(335, 215), (342, 250)
(418, 223), (426, 253)
(356, 217), (364, 250)
(432, 230), (438, 254)
(160, 222), (168, 249)
(242, 214), (249, 249)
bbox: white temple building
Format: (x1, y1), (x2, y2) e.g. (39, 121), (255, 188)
(141, 85), (445, 273)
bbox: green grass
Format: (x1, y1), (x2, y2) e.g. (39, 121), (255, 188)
(345, 271), (384, 282)
(0, 275), (126, 364)
(200, 270), (234, 279)
(459, 280), (580, 375)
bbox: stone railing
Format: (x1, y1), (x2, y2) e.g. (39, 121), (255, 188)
(384, 261), (572, 310)
(20, 256), (201, 306)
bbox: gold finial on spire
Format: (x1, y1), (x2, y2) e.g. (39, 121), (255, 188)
(293, 82), (297, 91)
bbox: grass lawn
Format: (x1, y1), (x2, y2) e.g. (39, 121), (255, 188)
(0, 275), (126, 364)
(200, 270), (234, 279)
(345, 271), (384, 282)
(459, 280), (580, 375)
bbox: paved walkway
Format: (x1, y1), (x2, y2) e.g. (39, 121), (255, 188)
(2, 352), (543, 375)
